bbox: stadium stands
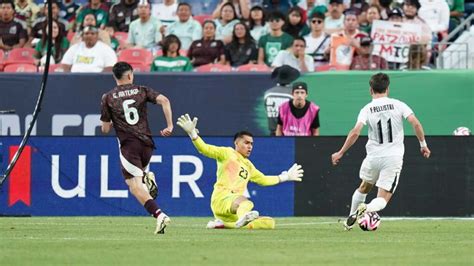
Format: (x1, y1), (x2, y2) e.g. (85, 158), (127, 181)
(195, 63), (232, 72)
(0, 0), (471, 72)
(4, 48), (36, 66)
(113, 31), (129, 47)
(315, 64), (350, 72)
(4, 63), (37, 73)
(236, 63), (271, 72)
(118, 48), (154, 66)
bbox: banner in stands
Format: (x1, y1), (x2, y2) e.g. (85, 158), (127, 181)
(330, 35), (355, 66)
(294, 136), (474, 217)
(0, 137), (295, 216)
(0, 72), (473, 137)
(371, 20), (423, 63)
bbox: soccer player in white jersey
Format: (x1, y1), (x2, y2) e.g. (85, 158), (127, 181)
(331, 72), (431, 230)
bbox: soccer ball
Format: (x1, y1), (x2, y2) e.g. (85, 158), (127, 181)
(358, 212), (381, 231)
(453, 127), (471, 136)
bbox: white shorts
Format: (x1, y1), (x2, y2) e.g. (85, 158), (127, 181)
(359, 156), (403, 193)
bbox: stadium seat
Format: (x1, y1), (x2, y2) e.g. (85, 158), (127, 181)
(3, 63), (37, 73)
(0, 49), (4, 71)
(236, 64), (271, 72)
(315, 64), (350, 72)
(67, 31), (75, 42)
(118, 48), (153, 65)
(4, 48), (36, 66)
(113, 31), (128, 46)
(48, 64), (67, 72)
(193, 14), (213, 25)
(195, 63), (232, 72)
(130, 63), (150, 72)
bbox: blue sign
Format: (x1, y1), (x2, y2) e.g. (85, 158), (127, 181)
(0, 137), (295, 217)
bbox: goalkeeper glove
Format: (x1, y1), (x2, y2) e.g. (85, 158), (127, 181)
(278, 163), (304, 182)
(177, 114), (199, 139)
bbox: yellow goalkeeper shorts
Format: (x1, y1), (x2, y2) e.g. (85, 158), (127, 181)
(210, 193), (241, 223)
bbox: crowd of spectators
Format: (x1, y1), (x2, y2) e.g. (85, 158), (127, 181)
(0, 0), (471, 72)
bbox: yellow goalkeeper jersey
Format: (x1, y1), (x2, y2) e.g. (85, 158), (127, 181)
(192, 137), (280, 199)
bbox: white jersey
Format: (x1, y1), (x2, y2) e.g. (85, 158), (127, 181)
(357, 97), (414, 158)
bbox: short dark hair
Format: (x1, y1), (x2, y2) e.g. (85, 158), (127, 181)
(113, 62), (133, 80)
(177, 2), (191, 10)
(234, 131), (253, 141)
(369, 73), (390, 93)
(293, 36), (306, 45)
(268, 11), (285, 21)
(1, 0), (15, 9)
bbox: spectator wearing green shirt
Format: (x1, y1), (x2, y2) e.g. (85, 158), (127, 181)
(447, 0), (465, 33)
(165, 3), (202, 50)
(125, 0), (162, 50)
(150, 34), (193, 72)
(258, 11), (294, 66)
(34, 19), (69, 66)
(75, 0), (109, 31)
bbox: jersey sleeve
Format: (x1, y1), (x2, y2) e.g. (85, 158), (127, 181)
(249, 165), (279, 186)
(144, 86), (161, 104)
(356, 106), (368, 125)
(192, 137), (229, 161)
(399, 101), (414, 119)
(100, 94), (111, 122)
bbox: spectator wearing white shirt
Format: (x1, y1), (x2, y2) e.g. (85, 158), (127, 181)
(325, 0), (345, 34)
(272, 37), (315, 72)
(125, 0), (162, 50)
(418, 0), (450, 40)
(304, 12), (330, 68)
(248, 5), (268, 43)
(214, 2), (240, 44)
(152, 0), (178, 27)
(61, 26), (117, 72)
(166, 2), (202, 50)
(403, 0), (432, 44)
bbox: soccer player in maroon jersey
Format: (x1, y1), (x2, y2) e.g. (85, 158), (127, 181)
(100, 62), (173, 234)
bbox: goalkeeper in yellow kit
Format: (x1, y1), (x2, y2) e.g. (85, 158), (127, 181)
(177, 114), (304, 229)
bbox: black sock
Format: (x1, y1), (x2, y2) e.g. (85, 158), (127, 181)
(144, 199), (161, 218)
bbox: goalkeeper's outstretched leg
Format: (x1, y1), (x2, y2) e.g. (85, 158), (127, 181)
(207, 196), (275, 229)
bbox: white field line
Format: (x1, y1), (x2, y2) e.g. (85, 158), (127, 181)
(1, 217), (472, 228)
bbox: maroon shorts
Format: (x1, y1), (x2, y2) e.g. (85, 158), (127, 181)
(118, 138), (153, 179)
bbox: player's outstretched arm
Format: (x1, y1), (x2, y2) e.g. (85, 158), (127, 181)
(156, 95), (173, 137)
(250, 163), (304, 186)
(177, 114), (199, 140)
(407, 114), (431, 158)
(177, 114), (228, 160)
(331, 122), (364, 166)
(278, 163), (304, 182)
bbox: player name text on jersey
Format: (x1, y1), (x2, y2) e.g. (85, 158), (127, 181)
(370, 104), (394, 113)
(113, 89), (140, 99)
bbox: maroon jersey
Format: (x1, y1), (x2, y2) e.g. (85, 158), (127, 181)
(100, 84), (160, 147)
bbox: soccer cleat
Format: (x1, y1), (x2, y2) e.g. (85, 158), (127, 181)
(343, 214), (357, 231)
(155, 212), (171, 234)
(235, 210), (259, 228)
(143, 172), (158, 200)
(206, 219), (225, 229)
(356, 203), (367, 222)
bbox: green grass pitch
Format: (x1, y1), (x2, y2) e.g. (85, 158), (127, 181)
(1, 217), (473, 265)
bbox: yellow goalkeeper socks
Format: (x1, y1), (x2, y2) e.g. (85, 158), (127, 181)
(236, 201), (254, 219)
(247, 217), (275, 229)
